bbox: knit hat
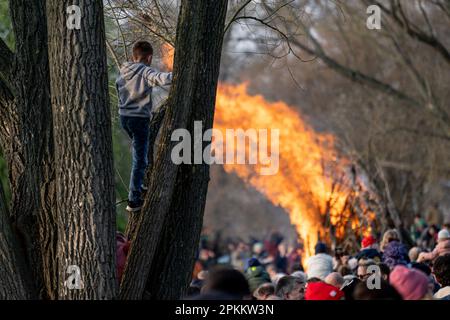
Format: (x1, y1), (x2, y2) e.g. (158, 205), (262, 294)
(438, 229), (450, 241)
(382, 240), (409, 268)
(305, 282), (344, 300)
(361, 235), (376, 248)
(389, 265), (429, 300)
(245, 257), (262, 270)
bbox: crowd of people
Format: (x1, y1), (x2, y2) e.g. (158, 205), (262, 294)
(187, 221), (450, 300)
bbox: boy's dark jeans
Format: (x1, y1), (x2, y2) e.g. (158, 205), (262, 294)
(120, 116), (150, 203)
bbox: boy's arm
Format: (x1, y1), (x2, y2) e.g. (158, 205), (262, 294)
(142, 67), (172, 87)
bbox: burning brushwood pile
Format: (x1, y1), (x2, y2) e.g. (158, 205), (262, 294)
(213, 83), (384, 258)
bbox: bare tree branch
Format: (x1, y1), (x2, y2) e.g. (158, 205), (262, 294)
(106, 0), (130, 61)
(153, 0), (172, 36)
(418, 0), (435, 36)
(106, 39), (121, 69)
(369, 0), (450, 64)
(289, 21), (450, 133)
(224, 0), (253, 34)
(231, 10), (450, 131)
(233, 16), (310, 62)
(132, 15), (175, 46)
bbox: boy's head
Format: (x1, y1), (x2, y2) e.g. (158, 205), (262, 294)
(132, 41), (153, 65)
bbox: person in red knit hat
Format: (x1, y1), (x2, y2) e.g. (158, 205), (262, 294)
(355, 235), (382, 263)
(362, 235), (377, 248)
(304, 282), (345, 300)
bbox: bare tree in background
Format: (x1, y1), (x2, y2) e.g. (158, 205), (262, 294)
(227, 0), (450, 240)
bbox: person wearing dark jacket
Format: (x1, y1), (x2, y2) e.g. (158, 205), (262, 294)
(355, 235), (382, 263)
(244, 258), (271, 293)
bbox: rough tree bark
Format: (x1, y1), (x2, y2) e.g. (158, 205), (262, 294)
(120, 0), (228, 300)
(47, 0), (117, 299)
(0, 173), (32, 299)
(0, 0), (57, 299)
(0, 80), (14, 152)
(0, 78), (32, 300)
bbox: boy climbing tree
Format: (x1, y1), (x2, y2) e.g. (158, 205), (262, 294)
(116, 41), (173, 212)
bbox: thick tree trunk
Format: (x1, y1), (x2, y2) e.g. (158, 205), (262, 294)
(47, 0), (117, 299)
(120, 0), (228, 300)
(7, 0), (56, 299)
(145, 2), (228, 299)
(0, 80), (33, 300)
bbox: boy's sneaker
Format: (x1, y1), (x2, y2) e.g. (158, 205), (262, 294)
(141, 184), (148, 192)
(126, 200), (143, 212)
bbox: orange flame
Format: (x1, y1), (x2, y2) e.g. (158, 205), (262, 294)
(161, 44), (370, 258)
(161, 43), (174, 72)
(214, 83), (356, 258)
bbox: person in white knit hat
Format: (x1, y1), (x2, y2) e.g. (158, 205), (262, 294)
(305, 242), (333, 280)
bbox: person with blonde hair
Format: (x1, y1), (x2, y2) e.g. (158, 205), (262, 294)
(380, 229), (400, 252)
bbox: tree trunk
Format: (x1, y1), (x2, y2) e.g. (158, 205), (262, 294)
(120, 0), (228, 300)
(380, 177), (414, 247)
(0, 80), (14, 151)
(7, 0), (56, 299)
(0, 173), (33, 299)
(47, 0), (117, 299)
